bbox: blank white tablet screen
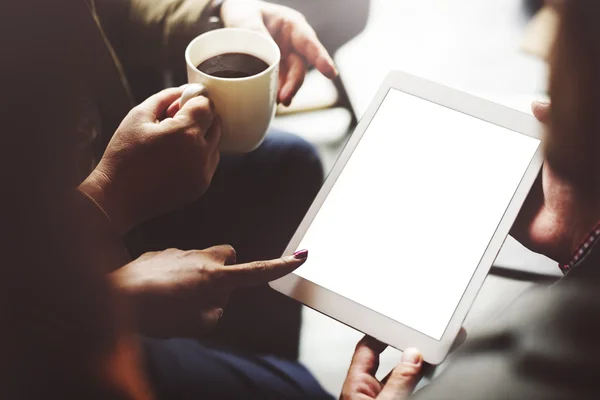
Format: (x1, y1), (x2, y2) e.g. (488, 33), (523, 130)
(294, 88), (540, 340)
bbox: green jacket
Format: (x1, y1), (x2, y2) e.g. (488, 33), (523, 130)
(75, 0), (211, 180)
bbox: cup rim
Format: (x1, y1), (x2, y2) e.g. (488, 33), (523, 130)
(185, 28), (281, 82)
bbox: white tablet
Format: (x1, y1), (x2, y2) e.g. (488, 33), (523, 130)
(270, 71), (543, 364)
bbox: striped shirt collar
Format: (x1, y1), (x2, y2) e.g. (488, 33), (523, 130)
(560, 221), (600, 274)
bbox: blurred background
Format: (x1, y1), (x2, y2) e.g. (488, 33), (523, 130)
(271, 0), (558, 394)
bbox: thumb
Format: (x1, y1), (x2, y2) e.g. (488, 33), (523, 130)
(378, 348), (423, 400)
(139, 87), (186, 119)
(532, 100), (550, 124)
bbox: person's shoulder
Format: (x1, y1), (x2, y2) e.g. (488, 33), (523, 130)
(414, 283), (600, 399)
(507, 281), (600, 330)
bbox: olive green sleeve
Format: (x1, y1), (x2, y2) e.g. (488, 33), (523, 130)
(94, 0), (212, 74)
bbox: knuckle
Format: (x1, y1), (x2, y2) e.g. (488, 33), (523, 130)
(195, 263), (210, 277)
(222, 245), (236, 260)
(184, 249), (208, 264)
(280, 15), (295, 28)
(210, 268), (226, 283)
(291, 10), (306, 22)
(281, 7), (304, 22)
(167, 122), (200, 142)
(299, 35), (313, 48)
(183, 248), (199, 256)
(200, 264), (218, 281)
(392, 365), (420, 380)
(252, 261), (268, 273)
(205, 245), (227, 261)
(183, 126), (201, 141)
(187, 97), (214, 120)
(160, 121), (184, 138)
(195, 267), (220, 286)
(353, 383), (371, 396)
(199, 246), (216, 253)
(188, 248), (209, 259)
(163, 87), (181, 97)
(212, 244), (233, 258)
(128, 106), (147, 121)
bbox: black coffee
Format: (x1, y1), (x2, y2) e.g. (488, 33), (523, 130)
(197, 52), (270, 79)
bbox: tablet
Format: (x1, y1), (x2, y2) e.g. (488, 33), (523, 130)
(270, 71), (542, 364)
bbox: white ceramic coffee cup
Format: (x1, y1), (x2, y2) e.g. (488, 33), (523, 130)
(181, 28), (281, 154)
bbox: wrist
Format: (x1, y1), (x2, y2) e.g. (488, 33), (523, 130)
(71, 189), (132, 273)
(109, 266), (135, 296)
(78, 169), (133, 236)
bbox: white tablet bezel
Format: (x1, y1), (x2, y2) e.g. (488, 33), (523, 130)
(270, 70), (543, 364)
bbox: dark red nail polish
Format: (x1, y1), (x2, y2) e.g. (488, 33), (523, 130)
(293, 249), (308, 260)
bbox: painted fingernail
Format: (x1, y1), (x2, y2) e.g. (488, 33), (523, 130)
(293, 249), (309, 260)
(401, 348), (422, 365)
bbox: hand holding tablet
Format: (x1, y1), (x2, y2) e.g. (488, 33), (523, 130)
(271, 71), (543, 364)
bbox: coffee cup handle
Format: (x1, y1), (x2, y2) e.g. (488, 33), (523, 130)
(180, 83), (208, 109)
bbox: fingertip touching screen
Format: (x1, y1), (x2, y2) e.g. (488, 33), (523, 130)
(294, 88), (541, 340)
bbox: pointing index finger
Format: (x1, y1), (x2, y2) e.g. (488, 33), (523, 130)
(220, 250), (308, 287)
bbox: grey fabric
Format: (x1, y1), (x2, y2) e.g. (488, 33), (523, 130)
(413, 249), (600, 400)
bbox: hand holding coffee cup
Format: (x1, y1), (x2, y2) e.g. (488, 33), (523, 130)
(80, 87), (221, 235)
(180, 28), (280, 154)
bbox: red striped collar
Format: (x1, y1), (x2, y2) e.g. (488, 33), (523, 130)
(560, 221), (600, 274)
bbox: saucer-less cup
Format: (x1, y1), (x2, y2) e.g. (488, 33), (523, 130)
(181, 28), (281, 154)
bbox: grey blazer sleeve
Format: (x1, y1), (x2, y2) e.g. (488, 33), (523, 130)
(412, 283), (600, 400)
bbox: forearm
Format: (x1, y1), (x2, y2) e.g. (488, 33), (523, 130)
(73, 188), (131, 273)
